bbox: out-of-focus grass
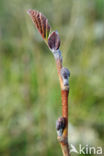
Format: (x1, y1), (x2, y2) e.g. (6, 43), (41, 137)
(0, 0), (104, 155)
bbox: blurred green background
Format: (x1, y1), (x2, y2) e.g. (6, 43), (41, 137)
(0, 0), (104, 155)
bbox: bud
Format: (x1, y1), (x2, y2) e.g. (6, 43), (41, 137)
(61, 67), (70, 78)
(56, 117), (66, 137)
(48, 31), (60, 50)
(61, 67), (70, 86)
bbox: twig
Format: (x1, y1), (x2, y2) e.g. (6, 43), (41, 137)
(27, 9), (71, 156)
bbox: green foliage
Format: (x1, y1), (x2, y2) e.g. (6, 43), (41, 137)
(0, 0), (104, 155)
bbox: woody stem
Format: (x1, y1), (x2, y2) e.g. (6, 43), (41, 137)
(55, 59), (70, 156)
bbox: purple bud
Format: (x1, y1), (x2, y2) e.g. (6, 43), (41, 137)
(48, 31), (60, 50)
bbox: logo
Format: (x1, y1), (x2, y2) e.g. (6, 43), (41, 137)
(70, 144), (103, 155)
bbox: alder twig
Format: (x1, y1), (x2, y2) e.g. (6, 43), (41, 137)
(27, 9), (71, 156)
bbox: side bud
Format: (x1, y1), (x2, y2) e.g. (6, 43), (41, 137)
(48, 31), (60, 51)
(56, 117), (66, 137)
(61, 67), (70, 86)
(48, 31), (62, 62)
